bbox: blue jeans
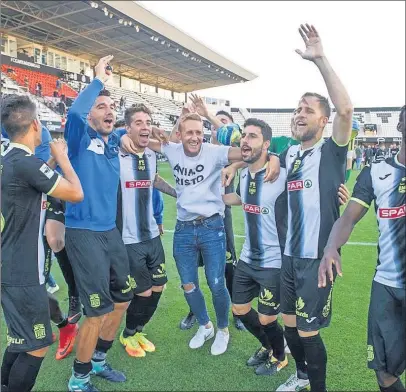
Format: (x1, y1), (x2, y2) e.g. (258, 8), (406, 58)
(173, 214), (230, 329)
(356, 158), (362, 170)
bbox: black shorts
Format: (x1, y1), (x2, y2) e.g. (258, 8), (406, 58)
(46, 196), (65, 224)
(280, 255), (335, 332)
(43, 235), (53, 283)
(126, 236), (167, 295)
(367, 280), (406, 377)
(65, 227), (133, 317)
(1, 284), (53, 353)
(232, 260), (281, 316)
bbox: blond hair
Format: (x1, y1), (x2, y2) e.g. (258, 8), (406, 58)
(178, 113), (202, 132)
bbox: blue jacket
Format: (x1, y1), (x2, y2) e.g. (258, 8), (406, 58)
(153, 188), (163, 225)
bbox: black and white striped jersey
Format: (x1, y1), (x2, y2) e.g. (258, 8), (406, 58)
(117, 148), (159, 244)
(351, 155), (405, 289)
(236, 165), (287, 268)
(280, 137), (347, 259)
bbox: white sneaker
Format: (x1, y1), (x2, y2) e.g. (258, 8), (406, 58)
(276, 373), (310, 391)
(211, 330), (230, 356)
(47, 284), (59, 294)
(284, 337), (291, 354)
(189, 323), (214, 349)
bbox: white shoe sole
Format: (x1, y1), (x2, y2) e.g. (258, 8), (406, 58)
(189, 328), (215, 349)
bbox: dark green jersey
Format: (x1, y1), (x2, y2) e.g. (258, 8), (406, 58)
(269, 136), (300, 155)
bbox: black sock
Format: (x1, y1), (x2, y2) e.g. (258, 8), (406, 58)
(284, 326), (308, 376)
(8, 352), (44, 392)
(301, 334), (327, 392)
(236, 309), (271, 349)
(73, 359), (92, 378)
(1, 349), (19, 386)
(55, 247), (78, 298)
(125, 294), (161, 335)
(56, 318), (69, 329)
(263, 320), (285, 361)
(92, 338), (113, 362)
(379, 379), (406, 392)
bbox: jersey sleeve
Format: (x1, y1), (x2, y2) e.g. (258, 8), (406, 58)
(212, 144), (231, 168)
(279, 149), (288, 169)
(34, 125), (52, 162)
(17, 155), (61, 195)
(351, 166), (374, 208)
(161, 142), (180, 163)
(236, 171), (242, 196)
(324, 137), (349, 163)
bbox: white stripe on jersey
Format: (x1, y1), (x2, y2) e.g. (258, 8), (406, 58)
(119, 148), (159, 244)
(370, 159), (405, 288)
(238, 167), (286, 268)
(38, 194), (47, 285)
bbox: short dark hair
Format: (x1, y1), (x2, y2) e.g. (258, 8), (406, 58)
(98, 89), (111, 97)
(1, 94), (37, 140)
(216, 110), (234, 123)
(301, 92), (331, 118)
(243, 118), (272, 143)
(124, 104), (152, 126)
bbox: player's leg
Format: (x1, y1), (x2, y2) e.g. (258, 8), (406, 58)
(295, 258), (335, 392)
(232, 260), (272, 366)
(93, 228), (132, 382)
(368, 281), (406, 392)
(66, 228), (115, 391)
(174, 221), (213, 349)
(179, 251), (200, 331)
(45, 206), (82, 324)
(255, 268), (287, 376)
(278, 255), (309, 391)
(2, 285), (53, 392)
(199, 215), (231, 355)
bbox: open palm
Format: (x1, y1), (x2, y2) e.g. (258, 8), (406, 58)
(296, 24), (324, 61)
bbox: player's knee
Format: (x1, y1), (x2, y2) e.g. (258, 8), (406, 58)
(207, 276), (225, 293)
(138, 289), (152, 297)
(183, 283), (196, 293)
(258, 313), (277, 325)
(298, 329), (319, 338)
(375, 370), (398, 387)
(232, 303), (251, 316)
(27, 346), (49, 358)
(281, 313), (296, 328)
(114, 301), (130, 312)
(152, 285), (165, 293)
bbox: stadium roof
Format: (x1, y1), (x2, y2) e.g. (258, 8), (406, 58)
(0, 0), (258, 92)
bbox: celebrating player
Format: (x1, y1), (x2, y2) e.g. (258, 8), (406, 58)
(319, 106), (405, 392)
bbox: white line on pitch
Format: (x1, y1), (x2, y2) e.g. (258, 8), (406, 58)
(164, 230), (376, 247)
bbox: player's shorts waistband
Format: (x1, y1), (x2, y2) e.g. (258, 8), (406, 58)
(179, 213), (221, 226)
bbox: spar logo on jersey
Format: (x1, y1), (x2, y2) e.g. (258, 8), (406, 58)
(243, 203), (269, 215)
(287, 179), (312, 191)
(42, 200), (47, 210)
(378, 205), (406, 219)
(125, 180), (152, 189)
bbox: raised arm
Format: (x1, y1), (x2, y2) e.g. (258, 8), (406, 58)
(154, 173), (176, 198)
(296, 24), (353, 146)
(65, 55), (113, 155)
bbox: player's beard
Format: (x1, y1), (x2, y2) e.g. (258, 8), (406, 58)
(243, 146), (262, 164)
(292, 124), (320, 143)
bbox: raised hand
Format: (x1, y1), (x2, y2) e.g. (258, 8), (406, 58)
(152, 126), (169, 144)
(295, 24), (325, 62)
(94, 55), (114, 83)
(50, 138), (68, 162)
(190, 94), (209, 118)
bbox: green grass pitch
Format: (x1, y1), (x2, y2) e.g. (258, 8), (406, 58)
(1, 165), (393, 391)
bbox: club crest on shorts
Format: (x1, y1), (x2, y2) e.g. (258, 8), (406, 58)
(89, 293), (101, 308)
(122, 275), (137, 294)
(322, 282), (334, 318)
(153, 263), (167, 279)
(33, 324), (46, 340)
(259, 288), (277, 307)
(367, 345), (374, 362)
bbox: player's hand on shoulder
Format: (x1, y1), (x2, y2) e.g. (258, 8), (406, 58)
(264, 154), (280, 183)
(120, 134), (138, 154)
(152, 127), (169, 145)
(338, 183), (350, 205)
(318, 247), (342, 288)
(221, 165), (238, 187)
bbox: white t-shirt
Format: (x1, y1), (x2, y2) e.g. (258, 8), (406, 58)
(161, 142), (230, 221)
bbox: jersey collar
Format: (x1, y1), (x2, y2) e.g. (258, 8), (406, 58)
(394, 152), (405, 168)
(299, 137), (324, 154)
(249, 162), (268, 179)
(9, 142), (33, 155)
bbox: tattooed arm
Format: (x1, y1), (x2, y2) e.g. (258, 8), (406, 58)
(153, 174), (177, 198)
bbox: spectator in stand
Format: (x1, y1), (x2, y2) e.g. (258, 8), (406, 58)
(365, 145), (373, 166)
(389, 143), (399, 158)
(35, 82), (40, 96)
(24, 76), (29, 90)
(38, 82), (42, 97)
(56, 78), (62, 92)
(354, 144), (363, 170)
(374, 143), (386, 162)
